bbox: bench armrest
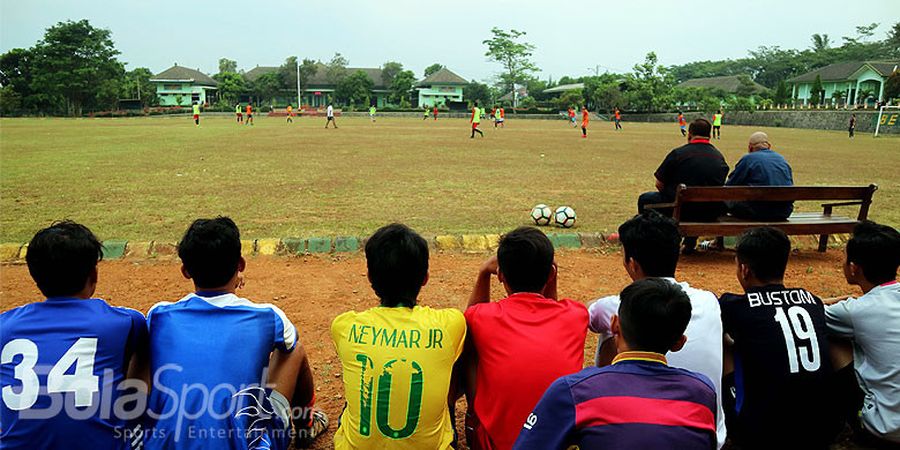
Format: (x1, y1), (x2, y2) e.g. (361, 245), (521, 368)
(644, 202), (677, 210)
(821, 201), (864, 209)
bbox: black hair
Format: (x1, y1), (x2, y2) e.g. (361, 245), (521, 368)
(689, 118), (712, 137)
(26, 220), (103, 298)
(736, 227), (791, 283)
(617, 278), (692, 354)
(178, 217), (242, 288)
(618, 211), (680, 277)
(365, 223), (429, 307)
(497, 227), (554, 293)
(847, 220), (900, 285)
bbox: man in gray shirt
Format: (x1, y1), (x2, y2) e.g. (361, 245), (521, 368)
(825, 221), (900, 447)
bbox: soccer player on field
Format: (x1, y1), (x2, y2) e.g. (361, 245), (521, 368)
(470, 102), (484, 138)
(192, 101), (201, 127)
(567, 107), (576, 127)
(514, 279), (717, 450)
(143, 217), (327, 450)
(849, 113), (856, 138)
(494, 107), (503, 128)
(235, 103), (243, 123)
(326, 104), (338, 128)
(824, 221), (900, 446)
(719, 227), (837, 449)
(588, 211), (727, 448)
(369, 105), (376, 122)
(331, 224), (466, 449)
(462, 227), (588, 450)
(246, 102), (254, 126)
(613, 107), (622, 130)
(423, 106), (430, 120)
(712, 110), (723, 139)
(0, 221), (149, 449)
(433, 105), (439, 120)
(286, 104), (294, 123)
(581, 106), (589, 138)
(678, 111), (687, 136)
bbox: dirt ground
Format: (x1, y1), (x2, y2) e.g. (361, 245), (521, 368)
(0, 248), (860, 449)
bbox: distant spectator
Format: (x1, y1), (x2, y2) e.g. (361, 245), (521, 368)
(513, 278), (717, 450)
(825, 221), (900, 447)
(726, 131), (794, 221)
(638, 118), (730, 253)
(588, 210), (726, 448)
(719, 227), (837, 449)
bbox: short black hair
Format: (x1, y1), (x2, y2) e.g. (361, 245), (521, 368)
(736, 227), (791, 282)
(365, 223), (429, 307)
(689, 118), (712, 137)
(178, 217), (242, 288)
(847, 221), (900, 285)
(618, 211), (680, 277)
(618, 278), (692, 354)
(498, 227), (554, 293)
(26, 220), (103, 298)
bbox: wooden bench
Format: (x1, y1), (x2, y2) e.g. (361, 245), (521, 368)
(647, 184), (878, 252)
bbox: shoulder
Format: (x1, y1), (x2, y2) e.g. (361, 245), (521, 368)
(670, 366), (717, 395)
(679, 282), (719, 304)
(557, 298), (588, 314)
(718, 292), (745, 305)
(588, 295), (619, 315)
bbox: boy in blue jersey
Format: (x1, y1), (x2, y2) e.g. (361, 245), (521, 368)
(0, 221), (149, 450)
(514, 278), (717, 450)
(143, 217), (327, 449)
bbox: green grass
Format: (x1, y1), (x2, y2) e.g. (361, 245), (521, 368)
(1, 115), (898, 242)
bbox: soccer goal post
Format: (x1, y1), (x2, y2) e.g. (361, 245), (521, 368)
(874, 105), (900, 137)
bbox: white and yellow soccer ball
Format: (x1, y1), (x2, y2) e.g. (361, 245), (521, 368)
(554, 206), (577, 228)
(530, 204), (552, 226)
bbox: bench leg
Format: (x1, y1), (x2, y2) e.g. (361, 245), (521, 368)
(818, 234), (829, 252)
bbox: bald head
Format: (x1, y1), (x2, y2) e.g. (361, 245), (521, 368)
(748, 132), (770, 151)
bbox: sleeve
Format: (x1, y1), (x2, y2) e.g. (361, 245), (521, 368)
(270, 305), (298, 352)
(511, 377), (577, 450)
(446, 309), (468, 362)
(824, 299), (856, 337)
(725, 157), (749, 186)
(654, 150), (676, 183)
(587, 296), (619, 340)
(718, 294), (738, 337)
(125, 308), (149, 359)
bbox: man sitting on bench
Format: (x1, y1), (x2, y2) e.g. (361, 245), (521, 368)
(726, 131), (794, 221)
(638, 118), (730, 253)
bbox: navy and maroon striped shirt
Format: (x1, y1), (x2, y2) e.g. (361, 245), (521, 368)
(513, 352), (717, 450)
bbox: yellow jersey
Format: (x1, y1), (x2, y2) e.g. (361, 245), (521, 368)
(331, 305), (466, 449)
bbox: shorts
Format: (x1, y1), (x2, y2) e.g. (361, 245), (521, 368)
(193, 114), (199, 120)
(680, 125), (686, 129)
(247, 114), (253, 119)
(327, 116), (335, 121)
(472, 122), (480, 129)
(714, 125), (721, 129)
(232, 387), (292, 450)
(497, 118), (504, 123)
(237, 113), (243, 117)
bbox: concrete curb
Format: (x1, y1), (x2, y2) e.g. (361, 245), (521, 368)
(0, 232), (852, 263)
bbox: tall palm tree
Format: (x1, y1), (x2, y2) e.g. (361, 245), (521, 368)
(811, 33), (831, 52)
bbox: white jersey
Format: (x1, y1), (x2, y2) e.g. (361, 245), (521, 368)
(327, 105), (334, 118)
(588, 278), (727, 449)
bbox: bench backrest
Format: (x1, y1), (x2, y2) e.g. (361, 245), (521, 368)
(672, 184), (878, 221)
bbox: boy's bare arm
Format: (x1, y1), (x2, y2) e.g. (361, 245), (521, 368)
(468, 256), (498, 308)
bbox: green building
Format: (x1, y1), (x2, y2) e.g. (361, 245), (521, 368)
(149, 64), (218, 106)
(416, 68), (468, 107)
(787, 61), (898, 106)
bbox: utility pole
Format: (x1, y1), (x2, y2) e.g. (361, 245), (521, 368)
(587, 65), (600, 76)
(296, 60), (302, 108)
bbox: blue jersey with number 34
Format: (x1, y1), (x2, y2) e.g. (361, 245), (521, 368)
(0, 297), (148, 450)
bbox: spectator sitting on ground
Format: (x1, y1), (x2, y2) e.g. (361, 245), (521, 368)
(824, 221), (900, 447)
(638, 118), (729, 253)
(725, 131), (794, 221)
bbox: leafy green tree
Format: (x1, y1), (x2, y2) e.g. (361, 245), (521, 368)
(297, 58), (319, 103)
(30, 20), (125, 115)
(885, 70), (900, 101)
(381, 61), (403, 87)
(810, 74), (824, 105)
(251, 71), (281, 105)
(464, 81), (493, 106)
(626, 52), (673, 112)
(389, 69), (416, 104)
(218, 58), (237, 75)
(214, 71), (245, 106)
(831, 90), (846, 105)
(483, 27), (538, 96)
(811, 34), (830, 52)
(0, 86), (22, 114)
(423, 63), (444, 78)
(336, 70), (373, 106)
(326, 52), (348, 84)
(0, 48), (35, 112)
(887, 22), (900, 54)
(278, 56), (298, 90)
(557, 90), (583, 110)
(735, 75), (758, 97)
(774, 80), (791, 105)
(121, 67), (157, 106)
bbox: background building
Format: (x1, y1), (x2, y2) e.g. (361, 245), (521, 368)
(416, 68), (468, 107)
(787, 61), (899, 106)
(149, 64), (218, 106)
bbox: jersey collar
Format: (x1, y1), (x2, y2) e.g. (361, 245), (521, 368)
(612, 351), (668, 365)
(689, 138), (711, 144)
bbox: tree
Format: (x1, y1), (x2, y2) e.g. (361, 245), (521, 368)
(214, 71), (245, 106)
(423, 63), (444, 78)
(326, 53), (348, 84)
(843, 23), (879, 45)
(464, 82), (493, 106)
(278, 56), (298, 90)
(0, 48), (35, 112)
(626, 52), (674, 112)
(389, 69), (416, 104)
(831, 89), (846, 106)
(811, 34), (831, 52)
(887, 22), (900, 54)
(297, 58), (319, 104)
(482, 27), (538, 96)
(121, 67), (158, 106)
(774, 80), (791, 105)
(251, 71), (281, 105)
(30, 20), (125, 115)
(557, 90), (583, 110)
(885, 70), (900, 101)
(735, 75), (758, 98)
(381, 61), (403, 87)
(218, 58), (237, 75)
(810, 74), (824, 105)
(335, 70), (373, 106)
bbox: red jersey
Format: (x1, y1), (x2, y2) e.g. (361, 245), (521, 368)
(582, 109), (589, 126)
(246, 105), (253, 115)
(678, 114), (686, 126)
(433, 107), (438, 115)
(500, 108), (505, 118)
(568, 108), (575, 118)
(464, 292), (588, 450)
(615, 110), (621, 120)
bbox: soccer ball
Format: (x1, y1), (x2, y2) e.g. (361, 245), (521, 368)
(554, 206), (577, 228)
(531, 204), (552, 226)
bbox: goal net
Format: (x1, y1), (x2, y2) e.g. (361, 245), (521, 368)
(874, 105), (900, 137)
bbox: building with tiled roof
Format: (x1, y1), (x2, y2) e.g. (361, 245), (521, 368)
(786, 61), (898, 105)
(416, 67), (469, 107)
(149, 64), (218, 106)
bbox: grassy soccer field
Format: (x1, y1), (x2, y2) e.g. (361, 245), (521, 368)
(1, 115), (898, 242)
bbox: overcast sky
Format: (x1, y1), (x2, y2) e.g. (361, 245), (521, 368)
(2, 0), (897, 82)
